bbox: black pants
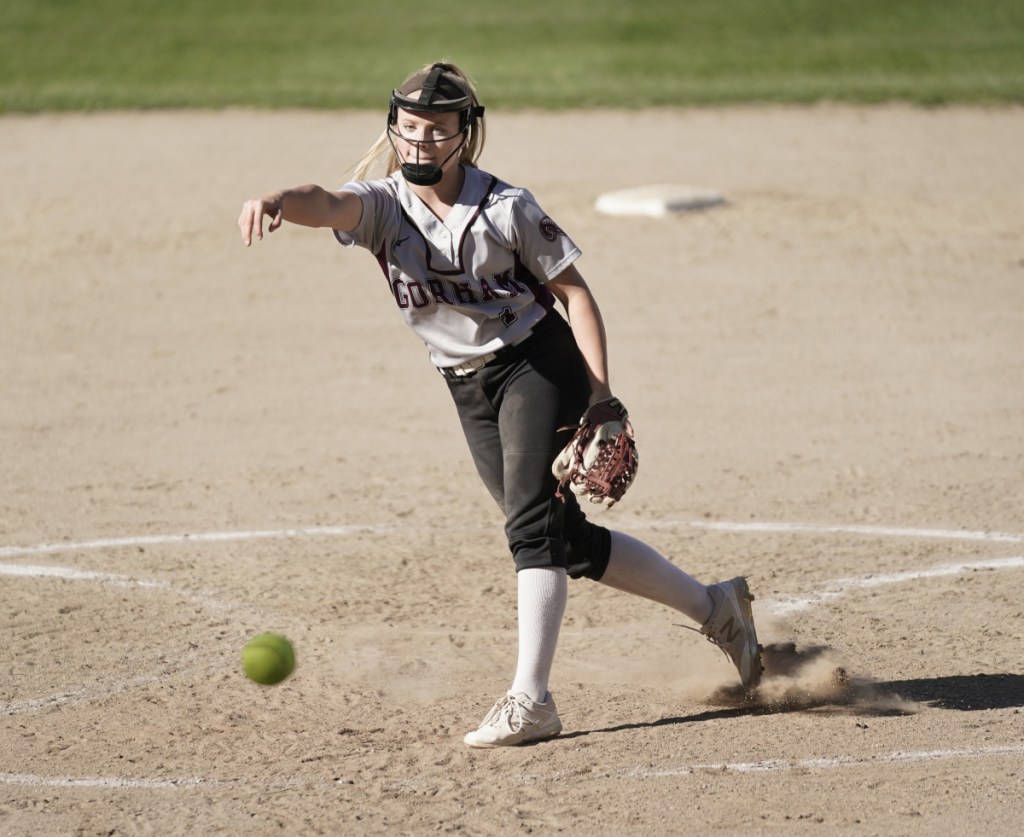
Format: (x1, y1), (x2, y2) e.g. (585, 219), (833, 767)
(444, 311), (611, 580)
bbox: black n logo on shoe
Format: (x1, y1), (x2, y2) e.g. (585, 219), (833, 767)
(719, 616), (741, 644)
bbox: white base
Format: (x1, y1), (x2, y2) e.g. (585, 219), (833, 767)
(595, 184), (725, 218)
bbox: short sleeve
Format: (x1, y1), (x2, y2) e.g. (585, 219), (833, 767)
(507, 189), (582, 282)
(331, 178), (401, 254)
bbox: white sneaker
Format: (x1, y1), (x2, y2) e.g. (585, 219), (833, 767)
(463, 692), (562, 748)
(700, 576), (764, 688)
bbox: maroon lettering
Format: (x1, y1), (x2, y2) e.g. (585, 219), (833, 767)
(392, 275), (529, 310)
(426, 278), (452, 305)
(391, 277), (409, 309)
(452, 282), (479, 305)
(494, 269), (526, 297)
(406, 280), (430, 308)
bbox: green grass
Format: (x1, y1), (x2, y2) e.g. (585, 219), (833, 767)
(2, 0), (1023, 111)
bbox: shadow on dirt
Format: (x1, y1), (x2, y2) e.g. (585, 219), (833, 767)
(563, 643), (1024, 740)
(878, 673), (1024, 711)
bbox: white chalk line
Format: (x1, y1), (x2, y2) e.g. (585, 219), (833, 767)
(0, 562), (252, 618)
(0, 772), (219, 790)
(762, 555), (1024, 616)
(5, 742), (1022, 792)
(4, 519), (1021, 623)
(0, 649), (229, 717)
(0, 563), (167, 587)
(0, 523), (397, 560)
(645, 519), (1024, 545)
(4, 677), (155, 716)
(0, 568), (254, 718)
(3, 518), (1022, 791)
(625, 742), (1024, 779)
(2, 518), (1022, 561)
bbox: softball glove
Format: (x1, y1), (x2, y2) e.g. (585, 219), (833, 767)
(552, 397), (639, 508)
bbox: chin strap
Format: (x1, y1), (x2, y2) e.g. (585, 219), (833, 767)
(390, 130), (468, 186)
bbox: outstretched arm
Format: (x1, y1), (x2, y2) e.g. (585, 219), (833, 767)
(238, 185), (362, 246)
(547, 264), (612, 404)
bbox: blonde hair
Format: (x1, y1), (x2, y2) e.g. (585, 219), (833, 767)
(353, 62), (486, 182)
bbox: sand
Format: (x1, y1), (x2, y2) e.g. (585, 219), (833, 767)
(1, 105), (1023, 835)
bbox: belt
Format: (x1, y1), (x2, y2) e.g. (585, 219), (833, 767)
(438, 329), (534, 379)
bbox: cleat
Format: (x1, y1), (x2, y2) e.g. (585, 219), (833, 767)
(700, 577), (764, 688)
(463, 692), (562, 748)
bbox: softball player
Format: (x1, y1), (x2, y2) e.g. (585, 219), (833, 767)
(239, 62), (762, 747)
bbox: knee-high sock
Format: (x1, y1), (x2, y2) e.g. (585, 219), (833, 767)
(600, 531), (714, 625)
(510, 566), (567, 703)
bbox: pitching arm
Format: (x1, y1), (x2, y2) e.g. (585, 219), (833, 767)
(239, 185), (362, 246)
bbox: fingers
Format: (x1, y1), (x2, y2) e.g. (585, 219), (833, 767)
(238, 199), (260, 246)
(238, 197), (281, 246)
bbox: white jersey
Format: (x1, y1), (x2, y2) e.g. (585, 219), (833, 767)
(333, 166), (581, 367)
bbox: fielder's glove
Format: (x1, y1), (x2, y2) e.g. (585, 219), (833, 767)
(552, 397), (639, 508)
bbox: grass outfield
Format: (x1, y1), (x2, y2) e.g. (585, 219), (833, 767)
(2, 0), (1023, 111)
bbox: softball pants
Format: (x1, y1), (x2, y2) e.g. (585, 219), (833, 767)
(443, 310), (611, 580)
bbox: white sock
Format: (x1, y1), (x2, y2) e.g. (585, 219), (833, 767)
(600, 531), (714, 625)
(509, 567), (567, 704)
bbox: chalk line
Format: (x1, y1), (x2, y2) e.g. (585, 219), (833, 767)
(625, 742), (1024, 779)
(3, 519), (1020, 800)
(763, 555), (1024, 616)
(2, 518), (1022, 561)
(0, 649), (221, 717)
(634, 519), (1024, 545)
(0, 771), (221, 789)
(3, 519), (1020, 719)
(6, 518), (1021, 621)
(6, 742), (1021, 791)
(0, 562), (252, 618)
(0, 523), (396, 560)
(0, 563), (167, 588)
(0, 565), (253, 718)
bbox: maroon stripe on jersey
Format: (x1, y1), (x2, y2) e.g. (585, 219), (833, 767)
(396, 175), (499, 277)
(451, 174), (499, 275)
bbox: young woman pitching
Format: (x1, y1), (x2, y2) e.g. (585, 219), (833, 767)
(239, 62), (762, 747)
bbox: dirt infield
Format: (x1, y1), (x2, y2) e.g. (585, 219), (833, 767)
(2, 106), (1023, 835)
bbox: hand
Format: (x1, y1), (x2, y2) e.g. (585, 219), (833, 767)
(552, 397), (638, 508)
(552, 406), (623, 476)
(238, 193), (284, 246)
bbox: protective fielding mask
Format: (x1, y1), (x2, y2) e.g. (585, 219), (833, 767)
(387, 63), (485, 186)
